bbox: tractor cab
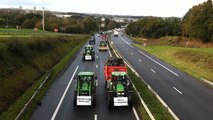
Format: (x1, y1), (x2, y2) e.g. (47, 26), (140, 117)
(99, 41), (108, 51)
(106, 71), (133, 107)
(74, 72), (97, 106)
(111, 72), (129, 97)
(83, 45), (95, 61)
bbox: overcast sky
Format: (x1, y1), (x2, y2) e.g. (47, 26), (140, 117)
(0, 0), (208, 17)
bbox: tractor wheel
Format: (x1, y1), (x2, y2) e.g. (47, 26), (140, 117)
(105, 80), (107, 88)
(92, 94), (96, 107)
(128, 92), (134, 108)
(73, 91), (77, 106)
(107, 92), (114, 108)
(92, 56), (95, 61)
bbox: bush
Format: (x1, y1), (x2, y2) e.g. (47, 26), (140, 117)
(8, 40), (32, 62)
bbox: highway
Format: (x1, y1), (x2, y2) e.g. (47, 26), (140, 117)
(31, 35), (138, 120)
(111, 33), (213, 120)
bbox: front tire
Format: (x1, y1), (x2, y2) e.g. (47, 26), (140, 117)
(128, 91), (133, 108)
(107, 91), (114, 108)
(73, 91), (77, 106)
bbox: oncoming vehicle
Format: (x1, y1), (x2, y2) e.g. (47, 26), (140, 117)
(74, 72), (97, 106)
(114, 30), (119, 37)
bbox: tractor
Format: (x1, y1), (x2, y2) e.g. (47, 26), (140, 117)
(74, 72), (97, 106)
(106, 71), (133, 108)
(99, 40), (108, 51)
(82, 45), (95, 61)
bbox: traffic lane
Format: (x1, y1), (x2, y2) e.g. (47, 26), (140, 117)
(119, 35), (213, 119)
(30, 45), (85, 120)
(31, 38), (97, 120)
(114, 35), (213, 119)
(54, 65), (97, 120)
(95, 36), (137, 120)
(32, 35), (137, 120)
(112, 39), (180, 97)
(52, 36), (137, 120)
(54, 40), (101, 120)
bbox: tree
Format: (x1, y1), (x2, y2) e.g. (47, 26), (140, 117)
(182, 0), (213, 42)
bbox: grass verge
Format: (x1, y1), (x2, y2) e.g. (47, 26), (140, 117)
(0, 36), (87, 120)
(128, 68), (174, 120)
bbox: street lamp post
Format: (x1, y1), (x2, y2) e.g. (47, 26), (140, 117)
(42, 7), (45, 31)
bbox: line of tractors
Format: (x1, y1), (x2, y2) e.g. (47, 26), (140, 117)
(74, 33), (133, 108)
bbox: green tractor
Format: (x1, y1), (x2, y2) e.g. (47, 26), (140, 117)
(82, 45), (95, 61)
(74, 72), (97, 106)
(106, 71), (133, 108)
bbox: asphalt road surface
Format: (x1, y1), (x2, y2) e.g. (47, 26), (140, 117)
(31, 35), (138, 120)
(111, 33), (213, 120)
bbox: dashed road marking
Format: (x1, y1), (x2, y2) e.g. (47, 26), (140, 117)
(173, 87), (183, 94)
(139, 59), (142, 62)
(94, 114), (97, 120)
(151, 69), (156, 73)
(138, 50), (179, 77)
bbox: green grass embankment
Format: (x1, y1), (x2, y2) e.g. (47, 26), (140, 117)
(0, 35), (89, 119)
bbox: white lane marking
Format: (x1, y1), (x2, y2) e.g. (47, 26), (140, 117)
(96, 56), (98, 59)
(96, 81), (98, 86)
(130, 45), (134, 48)
(120, 36), (134, 48)
(51, 66), (79, 120)
(151, 69), (156, 73)
(138, 51), (179, 77)
(96, 64), (98, 68)
(108, 47), (112, 57)
(132, 107), (140, 120)
(15, 73), (51, 120)
(173, 87), (183, 94)
(131, 52), (134, 55)
(97, 50), (99, 53)
(94, 114), (97, 120)
(139, 59), (142, 62)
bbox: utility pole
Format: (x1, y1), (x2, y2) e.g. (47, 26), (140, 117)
(6, 17), (8, 28)
(42, 7), (45, 31)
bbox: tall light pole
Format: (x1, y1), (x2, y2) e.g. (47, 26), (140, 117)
(42, 7), (45, 31)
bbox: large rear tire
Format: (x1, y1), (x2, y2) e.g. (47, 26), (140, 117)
(92, 93), (96, 107)
(107, 91), (114, 108)
(128, 91), (134, 108)
(73, 91), (77, 106)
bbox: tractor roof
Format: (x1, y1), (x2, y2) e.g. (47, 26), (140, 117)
(85, 45), (93, 48)
(116, 84), (124, 91)
(111, 71), (127, 76)
(78, 72), (94, 76)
